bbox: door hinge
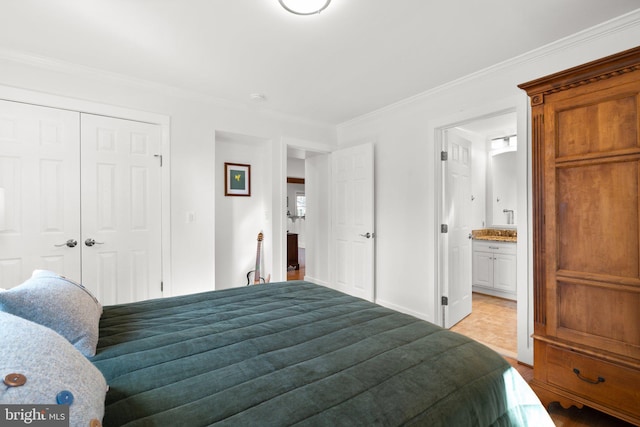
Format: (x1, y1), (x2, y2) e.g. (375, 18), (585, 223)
(441, 296), (449, 306)
(441, 151), (448, 161)
(441, 224), (448, 233)
(161, 281), (164, 292)
(154, 154), (163, 167)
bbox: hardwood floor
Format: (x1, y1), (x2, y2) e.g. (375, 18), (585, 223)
(454, 293), (635, 427)
(287, 247), (305, 281)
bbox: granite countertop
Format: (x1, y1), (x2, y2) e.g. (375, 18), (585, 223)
(472, 228), (517, 242)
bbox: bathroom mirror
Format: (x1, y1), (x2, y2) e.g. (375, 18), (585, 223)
(489, 149), (517, 227)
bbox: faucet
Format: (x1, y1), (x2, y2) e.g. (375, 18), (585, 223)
(503, 209), (514, 225)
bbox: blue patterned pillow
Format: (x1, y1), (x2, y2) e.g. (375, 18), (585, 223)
(0, 312), (107, 426)
(0, 270), (102, 356)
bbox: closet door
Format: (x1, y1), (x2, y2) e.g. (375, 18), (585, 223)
(80, 114), (162, 304)
(0, 100), (81, 287)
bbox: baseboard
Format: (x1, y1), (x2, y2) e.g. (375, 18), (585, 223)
(301, 276), (331, 288)
(375, 298), (434, 323)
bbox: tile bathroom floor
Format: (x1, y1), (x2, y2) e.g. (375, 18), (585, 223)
(450, 292), (517, 358)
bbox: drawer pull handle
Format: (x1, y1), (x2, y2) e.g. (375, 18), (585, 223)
(573, 368), (605, 385)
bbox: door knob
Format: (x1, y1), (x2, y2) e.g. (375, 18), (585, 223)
(54, 239), (77, 248)
(359, 232), (374, 239)
(84, 238), (104, 247)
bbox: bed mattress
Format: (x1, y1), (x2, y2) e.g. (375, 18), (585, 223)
(91, 281), (552, 426)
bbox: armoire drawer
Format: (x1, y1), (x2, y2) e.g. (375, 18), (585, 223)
(546, 345), (640, 417)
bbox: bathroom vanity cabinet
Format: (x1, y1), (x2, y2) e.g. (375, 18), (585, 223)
(472, 240), (516, 300)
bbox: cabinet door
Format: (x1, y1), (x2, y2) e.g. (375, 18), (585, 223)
(493, 253), (517, 293)
(0, 100), (81, 287)
(545, 77), (640, 358)
(472, 250), (493, 288)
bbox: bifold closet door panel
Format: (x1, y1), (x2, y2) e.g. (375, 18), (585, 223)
(0, 100), (81, 287)
(80, 113), (163, 305)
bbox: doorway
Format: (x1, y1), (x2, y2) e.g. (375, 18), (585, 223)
(286, 148), (307, 281)
(439, 110), (521, 357)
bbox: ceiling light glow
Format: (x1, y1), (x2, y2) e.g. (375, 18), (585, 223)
(278, 0), (332, 15)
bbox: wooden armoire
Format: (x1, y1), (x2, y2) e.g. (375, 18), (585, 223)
(519, 46), (640, 425)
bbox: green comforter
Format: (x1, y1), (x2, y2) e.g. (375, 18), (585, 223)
(91, 281), (552, 426)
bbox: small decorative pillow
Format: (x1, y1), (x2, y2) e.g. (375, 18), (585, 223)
(0, 270), (102, 357)
(0, 312), (107, 426)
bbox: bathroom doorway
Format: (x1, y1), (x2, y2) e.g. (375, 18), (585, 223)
(440, 111), (520, 358)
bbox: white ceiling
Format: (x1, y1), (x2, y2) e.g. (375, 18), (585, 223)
(457, 112), (517, 141)
(0, 0), (638, 125)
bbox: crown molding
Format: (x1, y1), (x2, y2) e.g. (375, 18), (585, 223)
(0, 47), (243, 109)
(0, 46), (335, 130)
(337, 8), (640, 130)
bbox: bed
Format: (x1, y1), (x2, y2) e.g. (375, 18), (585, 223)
(90, 280), (552, 426)
(1, 273), (553, 426)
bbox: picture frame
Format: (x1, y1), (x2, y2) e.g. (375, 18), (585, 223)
(224, 162), (251, 196)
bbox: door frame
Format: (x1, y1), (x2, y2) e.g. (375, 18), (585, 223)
(279, 138), (333, 284)
(0, 84), (172, 295)
(430, 94), (534, 364)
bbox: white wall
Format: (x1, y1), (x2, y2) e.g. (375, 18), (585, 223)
(287, 158), (305, 178)
(215, 136), (271, 289)
(470, 134), (487, 229)
(337, 13), (640, 333)
(490, 150), (518, 226)
(304, 154), (331, 286)
(0, 52), (337, 295)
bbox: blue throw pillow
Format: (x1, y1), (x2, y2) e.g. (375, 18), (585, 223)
(0, 312), (107, 426)
(0, 270), (102, 356)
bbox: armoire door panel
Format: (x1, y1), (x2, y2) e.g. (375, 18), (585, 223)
(556, 160), (639, 278)
(556, 94), (639, 159)
(556, 281), (640, 357)
(0, 100), (81, 287)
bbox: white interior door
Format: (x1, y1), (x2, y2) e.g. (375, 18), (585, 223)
(331, 142), (375, 301)
(0, 100), (81, 287)
(443, 130), (473, 328)
(80, 114), (162, 304)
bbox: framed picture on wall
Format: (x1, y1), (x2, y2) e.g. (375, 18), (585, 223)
(224, 162), (251, 196)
